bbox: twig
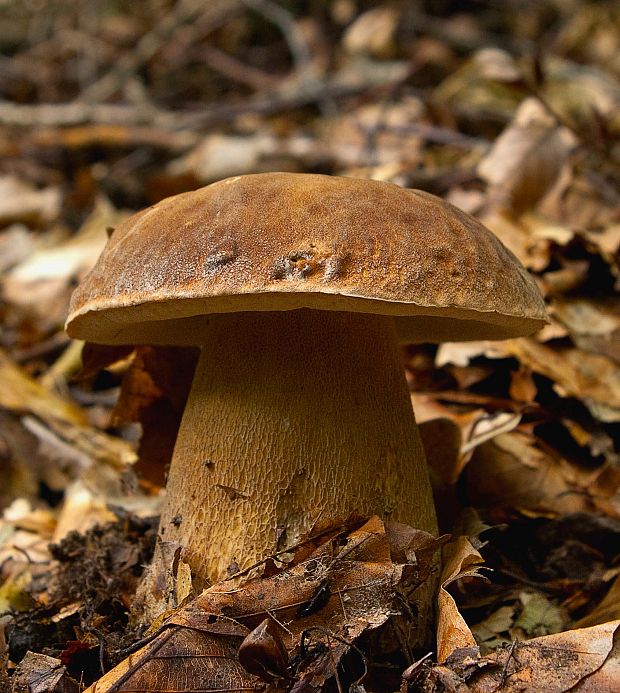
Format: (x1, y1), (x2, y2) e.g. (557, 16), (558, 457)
(495, 639), (521, 692)
(239, 0), (339, 116)
(196, 44), (280, 90)
(241, 0), (311, 77)
(302, 626), (368, 688)
(225, 522), (351, 581)
(80, 0), (243, 103)
(0, 73), (406, 130)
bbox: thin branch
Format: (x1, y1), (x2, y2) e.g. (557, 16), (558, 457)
(241, 0), (311, 76)
(81, 0), (243, 103)
(0, 71), (408, 130)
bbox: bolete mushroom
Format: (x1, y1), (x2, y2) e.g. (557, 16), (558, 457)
(66, 173), (546, 594)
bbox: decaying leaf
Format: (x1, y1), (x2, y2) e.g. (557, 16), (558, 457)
(471, 606), (515, 652)
(465, 431), (604, 518)
(112, 345), (198, 485)
(342, 6), (399, 58)
(478, 98), (575, 216)
(84, 517), (442, 692)
(467, 619), (620, 692)
(574, 574), (620, 629)
(437, 534), (486, 662)
(512, 591), (564, 639)
(0, 175), (60, 228)
(322, 98), (425, 169)
(52, 481), (119, 542)
(500, 339), (620, 423)
(0, 349), (86, 426)
(10, 651), (80, 693)
(2, 197), (126, 326)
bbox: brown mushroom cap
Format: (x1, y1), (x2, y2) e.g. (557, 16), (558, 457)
(66, 173), (546, 344)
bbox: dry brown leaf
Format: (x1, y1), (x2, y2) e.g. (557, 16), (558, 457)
(167, 131), (307, 184)
(573, 576), (620, 630)
(415, 379), (525, 493)
(478, 98), (575, 216)
(112, 345), (198, 485)
(480, 211), (552, 272)
(52, 481), (119, 542)
(543, 58), (620, 133)
(552, 298), (620, 363)
(85, 517), (442, 692)
(418, 418), (462, 487)
(341, 6), (399, 58)
(542, 170), (620, 230)
(437, 535), (486, 662)
(499, 339), (620, 423)
(76, 343), (135, 383)
(10, 651), (80, 693)
(0, 175), (60, 228)
(582, 225), (620, 267)
(459, 412), (522, 458)
(0, 349), (86, 425)
(2, 197), (126, 325)
(321, 98), (425, 169)
(509, 367), (538, 403)
(42, 416), (137, 473)
(0, 225), (35, 273)
(6, 196), (121, 286)
(465, 431), (603, 518)
(552, 297), (619, 333)
(0, 498), (55, 571)
(468, 619), (620, 692)
(434, 48), (523, 122)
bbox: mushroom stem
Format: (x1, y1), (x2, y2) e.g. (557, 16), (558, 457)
(158, 309), (437, 586)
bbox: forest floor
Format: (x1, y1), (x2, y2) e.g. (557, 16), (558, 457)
(0, 1), (619, 691)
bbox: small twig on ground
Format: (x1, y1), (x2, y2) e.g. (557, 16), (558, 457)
(80, 0), (243, 103)
(241, 0), (311, 77)
(195, 44), (280, 90)
(0, 71), (407, 130)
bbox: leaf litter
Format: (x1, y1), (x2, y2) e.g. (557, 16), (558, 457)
(0, 1), (620, 691)
(81, 517), (443, 693)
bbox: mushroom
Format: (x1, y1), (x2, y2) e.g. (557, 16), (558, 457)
(66, 173), (546, 594)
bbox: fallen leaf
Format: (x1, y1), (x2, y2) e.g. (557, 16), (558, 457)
(0, 175), (60, 228)
(512, 591), (564, 638)
(342, 6), (399, 58)
(471, 605), (515, 649)
(434, 48), (523, 122)
(437, 535), (486, 662)
(499, 339), (620, 423)
(321, 98), (425, 169)
(2, 196), (126, 326)
(85, 517), (442, 692)
(478, 98), (575, 216)
(574, 574), (620, 629)
(480, 211), (552, 271)
(112, 345), (198, 485)
(10, 651), (80, 693)
(0, 225), (34, 273)
(167, 131), (305, 184)
(465, 431), (602, 518)
(551, 297), (620, 363)
(0, 349), (86, 426)
(52, 481), (118, 542)
(468, 619), (620, 692)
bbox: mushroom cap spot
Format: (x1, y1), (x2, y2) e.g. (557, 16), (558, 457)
(66, 173), (547, 344)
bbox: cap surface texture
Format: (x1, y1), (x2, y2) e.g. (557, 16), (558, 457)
(67, 173), (547, 344)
